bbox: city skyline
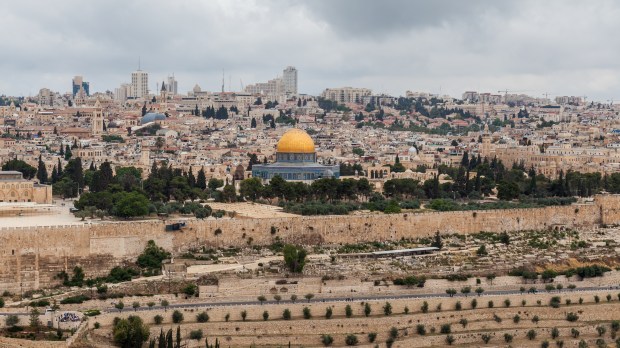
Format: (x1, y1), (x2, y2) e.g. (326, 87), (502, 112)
(1, 0), (620, 101)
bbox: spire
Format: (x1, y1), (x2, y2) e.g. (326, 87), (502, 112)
(161, 81), (166, 92)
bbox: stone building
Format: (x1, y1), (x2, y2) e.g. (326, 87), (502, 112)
(0, 171), (52, 204)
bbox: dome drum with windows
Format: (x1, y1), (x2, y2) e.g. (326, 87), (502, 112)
(252, 128), (339, 182)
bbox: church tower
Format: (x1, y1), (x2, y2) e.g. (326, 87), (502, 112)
(91, 99), (104, 136)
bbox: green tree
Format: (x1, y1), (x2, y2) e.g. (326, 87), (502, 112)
(2, 158), (37, 179)
(283, 244), (307, 273)
(112, 192), (150, 218)
(113, 315), (150, 348)
(239, 178), (263, 201)
(221, 184), (237, 202)
(363, 303), (371, 317)
(497, 180), (520, 200)
(137, 240), (171, 272)
(171, 310), (183, 323)
(36, 156), (48, 183)
(383, 302), (392, 316)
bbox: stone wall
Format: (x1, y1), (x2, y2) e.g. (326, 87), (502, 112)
(2, 195), (620, 292)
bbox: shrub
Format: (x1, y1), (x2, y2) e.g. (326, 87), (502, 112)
(241, 310), (247, 321)
(532, 315), (540, 324)
(550, 296), (562, 308)
(471, 298), (478, 309)
(363, 303), (371, 317)
(321, 334), (334, 346)
(416, 324), (426, 335)
(153, 315), (163, 324)
(383, 302), (392, 316)
(325, 307), (333, 319)
(263, 311), (269, 321)
(347, 304), (355, 317)
(440, 324), (451, 334)
(459, 318), (468, 327)
(368, 332), (377, 343)
(455, 301), (462, 310)
(566, 312), (579, 322)
(389, 326), (398, 339)
(596, 325), (607, 337)
(488, 300), (494, 308)
(541, 341), (550, 348)
(282, 308), (291, 320)
(527, 329), (537, 340)
(513, 314), (521, 323)
(504, 298), (511, 307)
(196, 312), (209, 323)
(189, 329), (203, 340)
(494, 314), (502, 323)
(481, 333), (492, 344)
(60, 295), (90, 304)
(571, 328), (580, 338)
(303, 307), (311, 319)
(504, 333), (513, 343)
(595, 295), (600, 303)
(446, 334), (455, 345)
(345, 334), (358, 346)
(172, 310), (183, 323)
(421, 301), (429, 313)
(403, 306), (409, 314)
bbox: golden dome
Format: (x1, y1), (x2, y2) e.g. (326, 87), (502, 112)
(277, 128), (315, 153)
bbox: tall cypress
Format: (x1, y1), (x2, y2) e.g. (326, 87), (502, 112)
(196, 167), (206, 190)
(36, 156), (48, 183)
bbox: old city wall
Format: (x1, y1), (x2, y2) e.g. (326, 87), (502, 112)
(2, 195), (620, 292)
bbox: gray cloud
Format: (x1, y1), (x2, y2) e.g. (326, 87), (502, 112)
(0, 0), (619, 101)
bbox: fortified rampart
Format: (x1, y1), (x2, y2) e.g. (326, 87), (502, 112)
(2, 195), (620, 292)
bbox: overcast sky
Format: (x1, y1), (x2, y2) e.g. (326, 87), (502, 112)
(1, 0), (620, 102)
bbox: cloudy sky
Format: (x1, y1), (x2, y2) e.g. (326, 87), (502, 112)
(1, 0), (620, 101)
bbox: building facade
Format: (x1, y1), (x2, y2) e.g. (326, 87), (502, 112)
(282, 66), (298, 95)
(321, 87), (372, 104)
(0, 171), (52, 204)
(131, 70), (149, 98)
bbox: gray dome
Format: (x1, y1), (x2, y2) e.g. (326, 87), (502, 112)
(141, 112), (166, 125)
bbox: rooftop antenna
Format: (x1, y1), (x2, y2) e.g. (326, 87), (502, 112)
(221, 69), (225, 93)
(138, 56), (141, 71)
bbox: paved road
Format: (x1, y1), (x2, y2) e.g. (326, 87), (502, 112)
(2, 284), (618, 316)
(103, 284), (620, 313)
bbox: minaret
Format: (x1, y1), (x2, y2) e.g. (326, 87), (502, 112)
(480, 123), (492, 158)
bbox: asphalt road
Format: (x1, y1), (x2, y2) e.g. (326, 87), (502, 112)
(103, 284), (620, 313)
(2, 284), (618, 316)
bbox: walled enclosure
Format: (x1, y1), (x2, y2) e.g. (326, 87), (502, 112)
(2, 195), (620, 292)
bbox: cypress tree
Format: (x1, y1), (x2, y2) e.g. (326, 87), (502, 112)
(196, 167), (206, 190)
(175, 326), (181, 348)
(37, 156), (48, 184)
(64, 145), (72, 160)
(57, 158), (63, 177)
(51, 165), (58, 183)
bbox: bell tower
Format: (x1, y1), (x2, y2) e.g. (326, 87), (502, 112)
(91, 98), (104, 135)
